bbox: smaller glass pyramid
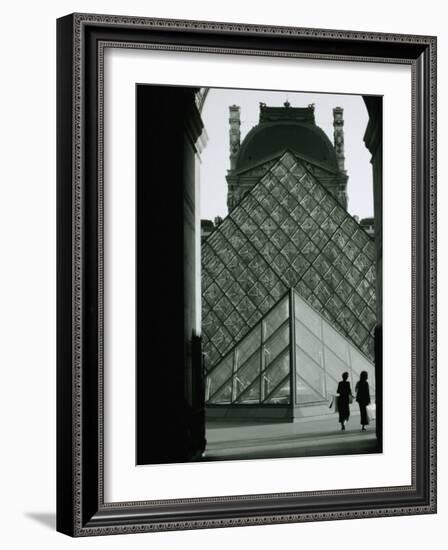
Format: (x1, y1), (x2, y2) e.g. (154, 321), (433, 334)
(205, 289), (375, 408)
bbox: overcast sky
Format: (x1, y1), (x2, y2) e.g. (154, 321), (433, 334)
(200, 88), (374, 221)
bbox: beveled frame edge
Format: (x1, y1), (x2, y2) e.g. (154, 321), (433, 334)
(56, 12), (437, 537)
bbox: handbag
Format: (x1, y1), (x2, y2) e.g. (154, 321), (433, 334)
(366, 403), (376, 422)
(331, 394), (339, 413)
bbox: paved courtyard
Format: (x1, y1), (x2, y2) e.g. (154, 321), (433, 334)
(204, 413), (378, 461)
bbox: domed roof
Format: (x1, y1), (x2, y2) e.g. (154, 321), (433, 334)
(235, 120), (339, 172)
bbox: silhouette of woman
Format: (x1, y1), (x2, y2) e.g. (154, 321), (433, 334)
(355, 371), (371, 431)
(337, 372), (352, 431)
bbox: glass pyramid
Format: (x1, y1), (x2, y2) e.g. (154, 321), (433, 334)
(202, 151), (376, 372)
(205, 289), (375, 406)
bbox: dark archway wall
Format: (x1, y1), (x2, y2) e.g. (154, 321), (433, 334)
(363, 95), (383, 448)
(136, 85), (206, 464)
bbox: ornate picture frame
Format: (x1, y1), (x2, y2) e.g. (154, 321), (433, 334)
(57, 13), (436, 536)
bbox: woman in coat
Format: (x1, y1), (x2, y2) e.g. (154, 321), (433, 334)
(355, 371), (371, 431)
(337, 372), (353, 431)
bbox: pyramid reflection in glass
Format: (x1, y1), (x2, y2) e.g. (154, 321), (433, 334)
(205, 289), (375, 406)
(202, 151), (376, 377)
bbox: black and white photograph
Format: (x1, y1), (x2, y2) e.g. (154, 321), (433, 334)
(136, 85), (382, 465)
(53, 8), (436, 539)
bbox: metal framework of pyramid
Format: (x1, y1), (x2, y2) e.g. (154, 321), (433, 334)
(202, 151), (376, 375)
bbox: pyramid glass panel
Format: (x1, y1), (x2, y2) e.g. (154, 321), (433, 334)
(264, 323), (289, 366)
(263, 351), (290, 396)
(235, 325), (260, 367)
(296, 374), (324, 404)
(264, 297), (289, 339)
(295, 347), (326, 399)
(208, 381), (232, 404)
(264, 376), (291, 404)
(295, 320), (324, 366)
(206, 354), (233, 401)
(322, 322), (350, 363)
(236, 352), (260, 391)
(323, 346), (349, 385)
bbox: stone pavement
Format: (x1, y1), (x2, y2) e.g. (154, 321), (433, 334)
(204, 413), (378, 461)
